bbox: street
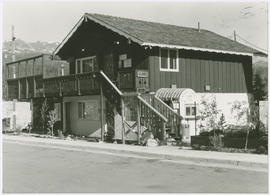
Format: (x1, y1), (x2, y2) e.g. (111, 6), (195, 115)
(3, 141), (268, 193)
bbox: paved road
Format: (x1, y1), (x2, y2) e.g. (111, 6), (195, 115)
(3, 141), (268, 193)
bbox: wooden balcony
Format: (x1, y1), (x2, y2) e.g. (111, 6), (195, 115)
(43, 72), (100, 98)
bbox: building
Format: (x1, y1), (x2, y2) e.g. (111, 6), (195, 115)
(5, 13), (266, 143)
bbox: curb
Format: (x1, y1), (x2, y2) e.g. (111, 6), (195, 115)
(3, 135), (268, 172)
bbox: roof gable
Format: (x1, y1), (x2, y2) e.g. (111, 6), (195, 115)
(54, 13), (265, 56)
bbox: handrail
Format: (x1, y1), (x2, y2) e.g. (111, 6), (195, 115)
(100, 70), (123, 96)
(154, 95), (183, 120)
(137, 95), (168, 122)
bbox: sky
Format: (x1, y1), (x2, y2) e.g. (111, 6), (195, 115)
(2, 0), (268, 52)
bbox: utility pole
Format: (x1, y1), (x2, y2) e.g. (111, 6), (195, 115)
(233, 30), (237, 42)
(11, 25), (16, 62)
(11, 25), (17, 131)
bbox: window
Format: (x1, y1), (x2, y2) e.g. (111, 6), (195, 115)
(160, 48), (179, 72)
(75, 56), (97, 74)
(185, 106), (196, 116)
(54, 103), (61, 121)
(78, 100), (100, 120)
(78, 102), (87, 119)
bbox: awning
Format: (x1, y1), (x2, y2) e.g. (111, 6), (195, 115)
(156, 88), (189, 101)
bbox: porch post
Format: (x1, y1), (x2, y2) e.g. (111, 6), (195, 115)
(18, 79), (21, 100)
(30, 98), (33, 133)
(12, 99), (17, 130)
(136, 97), (141, 144)
(121, 97), (125, 144)
(100, 84), (105, 141)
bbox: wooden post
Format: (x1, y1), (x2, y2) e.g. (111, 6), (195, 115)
(59, 81), (62, 96)
(26, 78), (29, 99)
(100, 84), (105, 141)
(161, 121), (166, 141)
(121, 97), (125, 144)
(137, 98), (141, 144)
(12, 99), (17, 130)
(77, 77), (81, 95)
(18, 79), (21, 100)
(33, 77), (36, 98)
(30, 98), (33, 133)
(42, 82), (45, 97)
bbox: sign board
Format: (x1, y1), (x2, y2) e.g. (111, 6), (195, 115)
(137, 70), (149, 78)
(124, 59), (132, 68)
(119, 54), (127, 60)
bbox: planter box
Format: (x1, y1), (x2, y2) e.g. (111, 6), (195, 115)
(191, 136), (267, 149)
(191, 136), (210, 146)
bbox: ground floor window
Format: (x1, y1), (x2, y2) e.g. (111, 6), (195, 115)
(77, 100), (100, 120)
(54, 103), (61, 120)
(185, 105), (196, 116)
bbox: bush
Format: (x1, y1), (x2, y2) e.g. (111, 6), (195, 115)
(199, 129), (223, 136)
(209, 135), (224, 148)
(256, 146), (267, 154)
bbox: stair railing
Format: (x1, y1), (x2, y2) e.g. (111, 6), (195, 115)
(137, 95), (168, 141)
(149, 94), (182, 138)
(100, 70), (123, 96)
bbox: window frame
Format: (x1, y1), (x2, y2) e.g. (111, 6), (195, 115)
(75, 56), (96, 74)
(185, 105), (196, 117)
(159, 48), (179, 72)
(78, 102), (86, 119)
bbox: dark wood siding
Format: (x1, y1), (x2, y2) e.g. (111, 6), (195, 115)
(149, 49), (252, 93)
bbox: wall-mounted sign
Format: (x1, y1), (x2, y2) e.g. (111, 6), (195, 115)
(119, 54), (127, 60)
(124, 59), (132, 68)
(137, 70), (148, 78)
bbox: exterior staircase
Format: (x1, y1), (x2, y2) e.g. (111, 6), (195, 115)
(98, 70), (182, 144)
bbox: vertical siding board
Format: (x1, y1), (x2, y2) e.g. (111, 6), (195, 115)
(209, 60), (214, 92)
(154, 56), (160, 91)
(202, 60), (206, 92)
(214, 60), (219, 92)
(218, 61), (223, 92)
(226, 61), (231, 93)
(191, 58), (195, 90)
(205, 60), (210, 90)
(149, 56), (155, 92)
(181, 58), (186, 88)
(176, 57), (181, 87)
(222, 61), (227, 93)
(195, 59), (200, 91)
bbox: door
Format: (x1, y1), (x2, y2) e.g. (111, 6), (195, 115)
(65, 102), (71, 134)
(103, 54), (114, 80)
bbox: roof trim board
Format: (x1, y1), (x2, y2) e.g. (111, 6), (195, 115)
(142, 42), (253, 56)
(53, 15), (85, 55)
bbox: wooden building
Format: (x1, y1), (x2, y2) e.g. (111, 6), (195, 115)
(6, 13), (266, 143)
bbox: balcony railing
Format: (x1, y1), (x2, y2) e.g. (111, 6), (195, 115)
(43, 72), (100, 97)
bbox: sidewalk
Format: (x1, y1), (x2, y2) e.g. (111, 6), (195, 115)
(2, 134), (268, 172)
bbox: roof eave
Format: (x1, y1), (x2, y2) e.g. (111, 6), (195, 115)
(142, 42), (254, 56)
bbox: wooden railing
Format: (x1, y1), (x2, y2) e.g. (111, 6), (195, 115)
(142, 94), (182, 138)
(43, 72), (100, 97)
(137, 95), (168, 141)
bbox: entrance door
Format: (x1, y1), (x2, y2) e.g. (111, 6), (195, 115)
(103, 54), (114, 80)
(65, 102), (71, 134)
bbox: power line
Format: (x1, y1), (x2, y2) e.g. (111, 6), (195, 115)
(235, 33), (267, 53)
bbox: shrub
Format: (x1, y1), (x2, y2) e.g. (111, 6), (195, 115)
(209, 135), (224, 148)
(256, 146), (267, 154)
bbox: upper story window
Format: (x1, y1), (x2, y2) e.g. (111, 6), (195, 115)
(159, 48), (179, 72)
(76, 56), (97, 74)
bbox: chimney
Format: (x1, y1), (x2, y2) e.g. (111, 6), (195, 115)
(198, 22), (200, 32)
(233, 30), (237, 42)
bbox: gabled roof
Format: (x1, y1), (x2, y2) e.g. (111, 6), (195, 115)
(54, 13), (266, 56)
